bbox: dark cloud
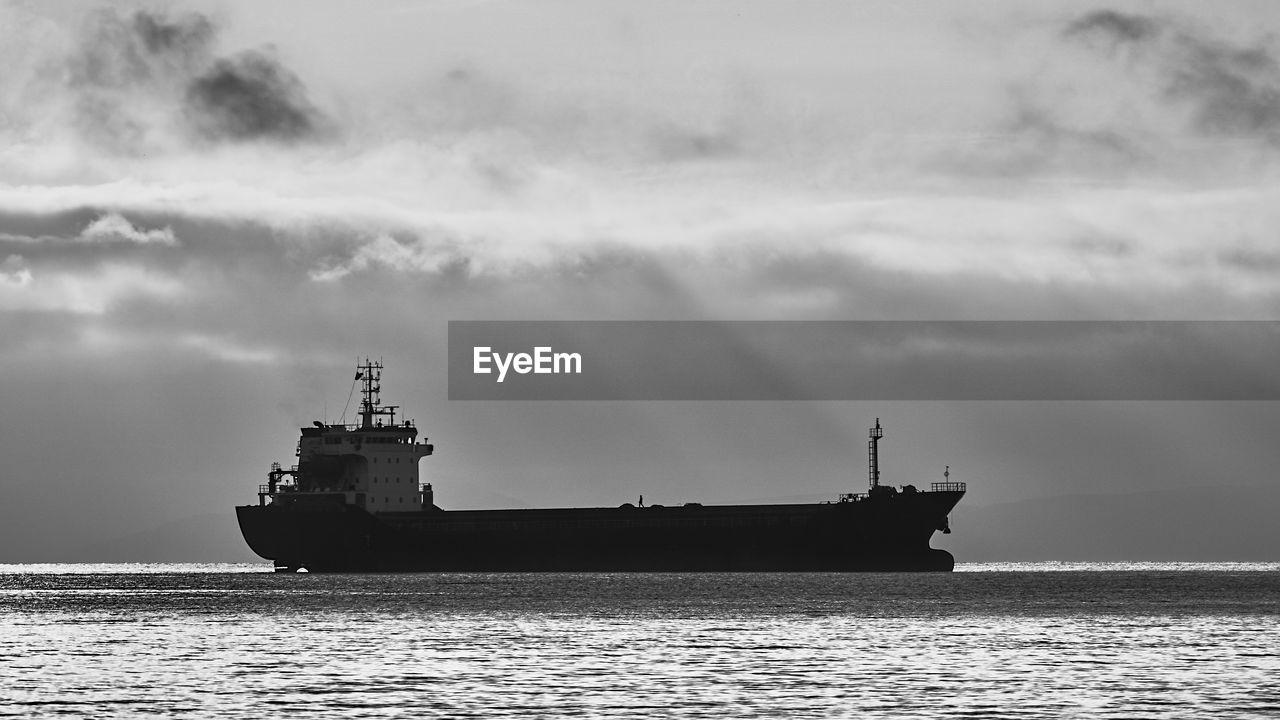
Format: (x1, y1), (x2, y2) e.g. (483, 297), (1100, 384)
(1063, 9), (1280, 145)
(132, 10), (216, 57)
(59, 10), (211, 151)
(1063, 9), (1162, 45)
(68, 10), (214, 91)
(1169, 41), (1280, 141)
(185, 50), (324, 141)
(58, 9), (325, 149)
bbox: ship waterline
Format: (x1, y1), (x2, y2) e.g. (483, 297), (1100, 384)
(236, 360), (965, 572)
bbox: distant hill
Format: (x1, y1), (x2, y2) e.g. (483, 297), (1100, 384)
(942, 484), (1280, 562)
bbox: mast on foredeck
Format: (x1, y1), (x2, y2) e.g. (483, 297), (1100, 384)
(868, 418), (883, 490)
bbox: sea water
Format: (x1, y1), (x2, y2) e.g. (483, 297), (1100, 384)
(1, 564), (1277, 718)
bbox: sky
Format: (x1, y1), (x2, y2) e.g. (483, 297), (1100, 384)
(2, 0), (1279, 562)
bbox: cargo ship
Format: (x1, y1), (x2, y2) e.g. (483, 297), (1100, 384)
(236, 360), (967, 572)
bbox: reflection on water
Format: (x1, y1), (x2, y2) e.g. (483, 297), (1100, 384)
(1, 567), (1277, 718)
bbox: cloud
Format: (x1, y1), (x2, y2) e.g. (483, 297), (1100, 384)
(0, 211), (177, 247)
(1170, 40), (1280, 142)
(1063, 10), (1162, 44)
(185, 49), (326, 142)
(69, 9), (216, 90)
(944, 8), (1280, 182)
(1218, 247), (1280, 273)
(2, 1), (1279, 341)
(17, 8), (327, 153)
(1061, 8), (1280, 145)
(130, 9), (217, 59)
(0, 261), (185, 315)
(78, 213), (178, 245)
(309, 233), (464, 281)
(4, 160), (1280, 312)
(177, 333), (281, 365)
(59, 9), (215, 152)
(1, 255), (33, 288)
(938, 99), (1149, 179)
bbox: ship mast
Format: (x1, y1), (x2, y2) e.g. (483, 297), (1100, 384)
(868, 418), (883, 490)
(357, 358), (399, 429)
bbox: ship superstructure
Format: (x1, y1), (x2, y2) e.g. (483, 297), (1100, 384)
(259, 360), (436, 513)
(238, 361), (966, 572)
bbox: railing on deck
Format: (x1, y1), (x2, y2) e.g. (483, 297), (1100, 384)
(931, 482), (967, 492)
(258, 483), (299, 505)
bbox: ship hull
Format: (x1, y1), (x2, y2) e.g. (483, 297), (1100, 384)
(236, 490), (964, 572)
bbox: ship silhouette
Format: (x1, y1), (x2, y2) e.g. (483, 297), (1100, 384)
(236, 360), (966, 571)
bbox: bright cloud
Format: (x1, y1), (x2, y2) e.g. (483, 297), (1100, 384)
(0, 262), (185, 314)
(1, 255), (34, 287)
(79, 212), (178, 245)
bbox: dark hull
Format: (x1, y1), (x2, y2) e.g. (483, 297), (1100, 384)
(236, 490), (964, 572)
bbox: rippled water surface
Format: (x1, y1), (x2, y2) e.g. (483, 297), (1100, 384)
(1, 564), (1277, 718)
